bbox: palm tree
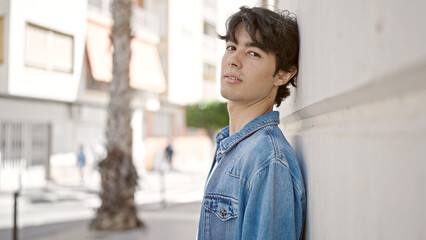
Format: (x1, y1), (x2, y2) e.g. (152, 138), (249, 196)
(91, 0), (143, 230)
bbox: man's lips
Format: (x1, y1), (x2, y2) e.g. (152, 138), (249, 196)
(224, 72), (243, 83)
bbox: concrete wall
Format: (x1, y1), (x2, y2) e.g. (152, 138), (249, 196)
(276, 0), (426, 239)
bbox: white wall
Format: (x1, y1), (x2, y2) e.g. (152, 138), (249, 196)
(277, 0), (426, 239)
(167, 0), (204, 105)
(8, 0), (87, 102)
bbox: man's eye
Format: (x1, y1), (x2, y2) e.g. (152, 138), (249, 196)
(226, 46), (236, 51)
(248, 51), (260, 57)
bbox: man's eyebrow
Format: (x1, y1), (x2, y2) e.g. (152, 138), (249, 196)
(226, 39), (238, 44)
(226, 40), (268, 52)
(246, 42), (267, 52)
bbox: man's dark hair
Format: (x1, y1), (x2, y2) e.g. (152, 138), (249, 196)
(219, 6), (299, 107)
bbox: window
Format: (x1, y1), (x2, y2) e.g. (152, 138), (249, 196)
(0, 17), (3, 63)
(25, 23), (74, 73)
(203, 62), (216, 82)
(203, 20), (216, 38)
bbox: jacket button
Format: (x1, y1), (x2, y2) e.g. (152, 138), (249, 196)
(221, 210), (227, 216)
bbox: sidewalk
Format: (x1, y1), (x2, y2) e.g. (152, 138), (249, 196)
(1, 201), (201, 240)
(0, 170), (206, 240)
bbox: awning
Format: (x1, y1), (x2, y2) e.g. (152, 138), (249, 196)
(86, 21), (166, 93)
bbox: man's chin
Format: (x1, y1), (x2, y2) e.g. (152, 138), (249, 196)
(220, 90), (232, 101)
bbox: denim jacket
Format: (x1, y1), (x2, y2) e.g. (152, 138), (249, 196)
(197, 111), (306, 240)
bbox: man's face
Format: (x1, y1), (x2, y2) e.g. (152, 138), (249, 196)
(221, 25), (284, 106)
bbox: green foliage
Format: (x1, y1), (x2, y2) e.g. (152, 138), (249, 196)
(186, 102), (229, 136)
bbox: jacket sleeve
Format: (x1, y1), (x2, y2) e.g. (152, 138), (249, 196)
(241, 160), (299, 240)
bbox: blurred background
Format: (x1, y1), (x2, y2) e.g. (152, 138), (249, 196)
(1, 0), (426, 239)
(0, 0), (262, 239)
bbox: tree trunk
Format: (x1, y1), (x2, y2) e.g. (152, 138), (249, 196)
(91, 0), (143, 230)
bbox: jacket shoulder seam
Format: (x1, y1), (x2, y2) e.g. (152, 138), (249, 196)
(247, 158), (289, 192)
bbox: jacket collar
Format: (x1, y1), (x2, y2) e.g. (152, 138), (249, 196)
(215, 111), (280, 162)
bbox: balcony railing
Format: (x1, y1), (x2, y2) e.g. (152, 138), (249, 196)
(131, 7), (159, 37)
(88, 0), (111, 17)
(203, 0), (217, 9)
(88, 0), (159, 36)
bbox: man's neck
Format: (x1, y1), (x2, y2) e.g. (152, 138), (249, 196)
(227, 101), (274, 136)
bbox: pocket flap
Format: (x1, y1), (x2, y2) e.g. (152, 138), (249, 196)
(203, 194), (238, 221)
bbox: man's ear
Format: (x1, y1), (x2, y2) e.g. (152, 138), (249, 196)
(274, 68), (297, 87)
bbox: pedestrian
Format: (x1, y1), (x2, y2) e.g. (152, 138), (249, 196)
(77, 144), (86, 184)
(165, 141), (174, 168)
(197, 6), (306, 240)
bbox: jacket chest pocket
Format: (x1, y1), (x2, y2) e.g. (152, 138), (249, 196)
(203, 194), (239, 240)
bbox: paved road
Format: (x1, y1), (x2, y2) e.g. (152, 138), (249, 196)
(1, 202), (202, 240)
(0, 170), (207, 240)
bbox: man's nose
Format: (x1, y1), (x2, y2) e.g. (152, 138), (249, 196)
(227, 51), (242, 69)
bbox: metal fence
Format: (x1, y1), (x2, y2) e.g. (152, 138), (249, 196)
(0, 122), (50, 192)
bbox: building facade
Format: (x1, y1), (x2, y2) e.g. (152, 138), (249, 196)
(0, 0), (88, 191)
(0, 0), (168, 191)
(0, 0), (265, 192)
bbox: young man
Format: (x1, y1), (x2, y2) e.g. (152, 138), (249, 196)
(197, 6), (306, 240)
